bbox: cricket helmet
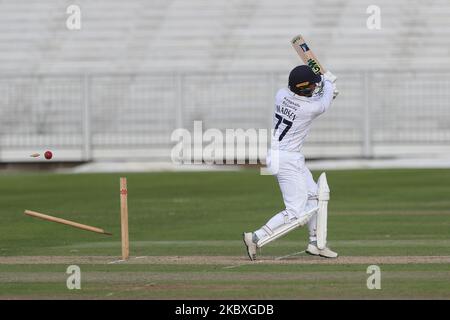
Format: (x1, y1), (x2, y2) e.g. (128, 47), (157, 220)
(288, 65), (322, 96)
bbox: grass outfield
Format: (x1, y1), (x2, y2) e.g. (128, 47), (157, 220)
(0, 168), (449, 299)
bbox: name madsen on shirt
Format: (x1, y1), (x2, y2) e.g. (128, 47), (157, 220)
(276, 98), (298, 121)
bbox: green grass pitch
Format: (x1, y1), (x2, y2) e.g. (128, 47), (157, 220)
(0, 168), (449, 299)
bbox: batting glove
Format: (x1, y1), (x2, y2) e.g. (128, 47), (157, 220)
(324, 71), (337, 83)
(332, 83), (339, 99)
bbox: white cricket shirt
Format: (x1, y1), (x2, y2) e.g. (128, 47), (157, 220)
(271, 80), (334, 152)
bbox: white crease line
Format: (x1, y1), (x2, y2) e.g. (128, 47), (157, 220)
(223, 260), (263, 269)
(223, 264), (246, 269)
(276, 250), (306, 261)
(108, 259), (126, 264)
(108, 256), (146, 264)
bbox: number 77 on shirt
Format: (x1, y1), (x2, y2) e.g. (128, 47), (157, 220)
(291, 35), (326, 75)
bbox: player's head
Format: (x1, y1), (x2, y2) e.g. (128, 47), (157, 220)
(288, 65), (322, 97)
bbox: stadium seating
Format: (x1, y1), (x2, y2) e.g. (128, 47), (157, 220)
(0, 0), (449, 161)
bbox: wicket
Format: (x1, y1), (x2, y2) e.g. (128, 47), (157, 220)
(24, 210), (112, 235)
(24, 179), (130, 260)
(120, 177), (130, 260)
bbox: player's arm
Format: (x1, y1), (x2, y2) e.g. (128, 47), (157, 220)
(314, 71), (337, 113)
(324, 71), (339, 100)
(316, 80), (334, 113)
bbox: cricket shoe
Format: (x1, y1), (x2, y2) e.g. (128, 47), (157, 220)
(306, 241), (338, 258)
(243, 232), (257, 261)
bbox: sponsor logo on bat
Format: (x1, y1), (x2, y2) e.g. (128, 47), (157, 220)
(300, 43), (310, 52)
(307, 59), (321, 74)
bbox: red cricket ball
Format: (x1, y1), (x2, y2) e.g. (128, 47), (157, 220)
(44, 151), (53, 160)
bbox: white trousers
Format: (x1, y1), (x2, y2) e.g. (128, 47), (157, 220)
(255, 150), (318, 242)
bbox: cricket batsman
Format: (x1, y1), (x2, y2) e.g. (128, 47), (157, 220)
(243, 65), (339, 260)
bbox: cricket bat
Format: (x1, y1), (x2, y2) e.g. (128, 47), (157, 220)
(291, 35), (326, 75)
